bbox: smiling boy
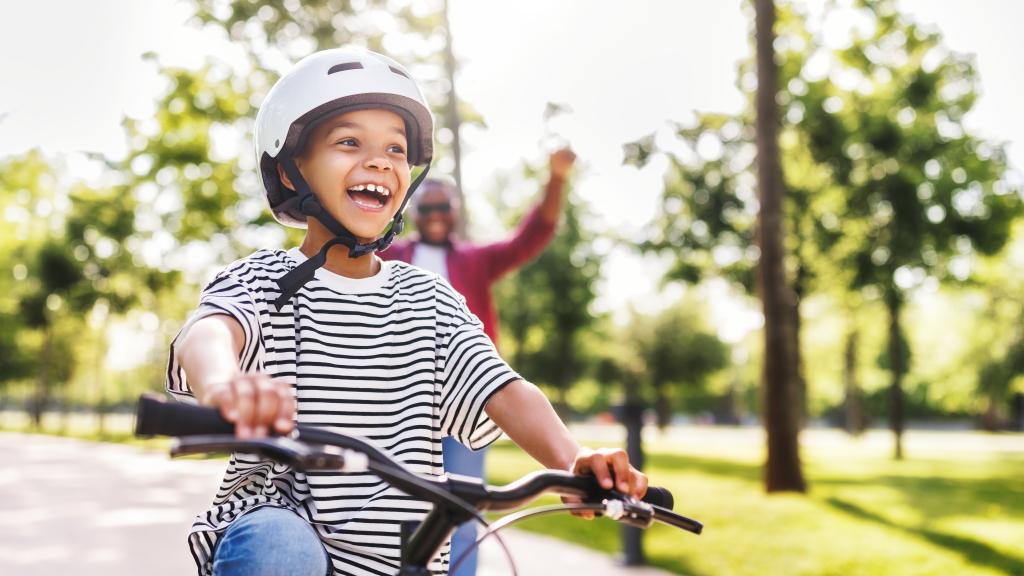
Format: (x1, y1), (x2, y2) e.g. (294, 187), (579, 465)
(168, 47), (646, 576)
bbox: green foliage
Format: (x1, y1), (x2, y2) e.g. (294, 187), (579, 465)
(0, 148), (167, 418)
(626, 0), (1022, 420)
(798, 1), (1021, 295)
(602, 300), (730, 426)
(119, 62), (262, 255)
(191, 0), (442, 63)
(495, 165), (601, 413)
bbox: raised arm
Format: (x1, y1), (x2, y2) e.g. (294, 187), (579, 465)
(480, 148), (576, 280)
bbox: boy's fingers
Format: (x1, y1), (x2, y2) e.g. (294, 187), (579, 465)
(204, 383), (236, 420)
(609, 450), (631, 493)
(561, 495), (594, 520)
(234, 376), (256, 439)
(634, 471), (649, 499)
(589, 453), (613, 489)
(252, 376), (280, 438)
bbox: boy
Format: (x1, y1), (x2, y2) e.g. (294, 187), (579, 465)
(168, 47), (646, 576)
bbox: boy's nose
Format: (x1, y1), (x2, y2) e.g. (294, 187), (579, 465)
(365, 154), (393, 171)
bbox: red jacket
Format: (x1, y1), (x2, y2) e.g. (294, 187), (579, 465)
(381, 206), (557, 347)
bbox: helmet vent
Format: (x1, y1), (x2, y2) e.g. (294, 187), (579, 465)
(388, 66), (410, 79)
(327, 62), (364, 75)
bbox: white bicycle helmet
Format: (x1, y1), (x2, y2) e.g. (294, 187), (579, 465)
(253, 47), (435, 309)
(255, 46), (434, 227)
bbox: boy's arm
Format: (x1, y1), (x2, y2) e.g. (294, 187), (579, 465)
(175, 314), (294, 438)
(485, 379), (648, 504)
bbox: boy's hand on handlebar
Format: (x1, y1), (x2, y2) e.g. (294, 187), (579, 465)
(201, 374), (296, 439)
(564, 447), (649, 519)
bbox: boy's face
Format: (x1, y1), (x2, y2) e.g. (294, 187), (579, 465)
(282, 108), (412, 242)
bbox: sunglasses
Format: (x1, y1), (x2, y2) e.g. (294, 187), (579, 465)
(417, 202), (452, 215)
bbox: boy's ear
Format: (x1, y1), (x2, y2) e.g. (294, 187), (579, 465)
(277, 162), (296, 192)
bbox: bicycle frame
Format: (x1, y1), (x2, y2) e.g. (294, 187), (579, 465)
(135, 393), (702, 575)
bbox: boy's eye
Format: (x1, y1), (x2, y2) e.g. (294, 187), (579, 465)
(336, 138), (358, 147)
(388, 144), (407, 155)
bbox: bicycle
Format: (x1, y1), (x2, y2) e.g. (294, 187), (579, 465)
(134, 393), (702, 575)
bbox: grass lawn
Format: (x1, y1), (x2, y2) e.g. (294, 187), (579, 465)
(485, 427), (1024, 576)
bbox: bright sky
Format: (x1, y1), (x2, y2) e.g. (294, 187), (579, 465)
(2, 0), (1023, 345)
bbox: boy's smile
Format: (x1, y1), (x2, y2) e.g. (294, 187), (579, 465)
(346, 182), (393, 211)
(279, 108), (411, 242)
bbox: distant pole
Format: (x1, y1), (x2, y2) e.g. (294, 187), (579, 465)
(619, 399), (645, 565)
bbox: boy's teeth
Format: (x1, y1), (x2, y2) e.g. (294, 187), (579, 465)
(348, 183), (390, 197)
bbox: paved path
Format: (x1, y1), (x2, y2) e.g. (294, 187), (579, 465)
(0, 433), (674, 576)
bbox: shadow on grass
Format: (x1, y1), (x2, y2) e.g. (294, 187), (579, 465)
(826, 497), (1024, 575)
(815, 472), (1024, 522)
(647, 451), (763, 483)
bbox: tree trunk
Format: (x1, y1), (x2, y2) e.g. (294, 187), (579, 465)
(886, 291), (906, 460)
(441, 0), (467, 236)
(554, 332), (575, 419)
(843, 327), (864, 435)
(94, 313), (110, 438)
(791, 275), (806, 428)
(654, 382), (672, 430)
(755, 0), (806, 493)
(980, 401), (1001, 431)
(30, 324), (54, 428)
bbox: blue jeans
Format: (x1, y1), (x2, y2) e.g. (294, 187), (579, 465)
(213, 507), (331, 576)
(443, 437), (487, 576)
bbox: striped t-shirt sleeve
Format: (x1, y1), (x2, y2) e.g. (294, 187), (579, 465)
(166, 270), (262, 402)
(436, 279), (520, 450)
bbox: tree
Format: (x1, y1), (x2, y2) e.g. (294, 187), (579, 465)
(0, 148), (168, 424)
(626, 303), (731, 428)
(799, 0), (1021, 458)
(626, 0), (1021, 461)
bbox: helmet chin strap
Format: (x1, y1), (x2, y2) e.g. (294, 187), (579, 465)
(273, 156), (431, 310)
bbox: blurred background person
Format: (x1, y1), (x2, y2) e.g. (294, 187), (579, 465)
(382, 147), (576, 575)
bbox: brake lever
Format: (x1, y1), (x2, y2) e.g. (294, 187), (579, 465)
(590, 486), (703, 534)
(601, 497), (654, 528)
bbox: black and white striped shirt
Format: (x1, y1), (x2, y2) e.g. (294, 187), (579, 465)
(166, 248), (519, 576)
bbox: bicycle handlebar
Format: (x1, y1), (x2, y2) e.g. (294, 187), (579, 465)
(134, 393), (702, 536)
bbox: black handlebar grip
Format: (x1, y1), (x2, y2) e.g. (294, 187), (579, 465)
(642, 486), (674, 510)
(135, 393), (235, 438)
